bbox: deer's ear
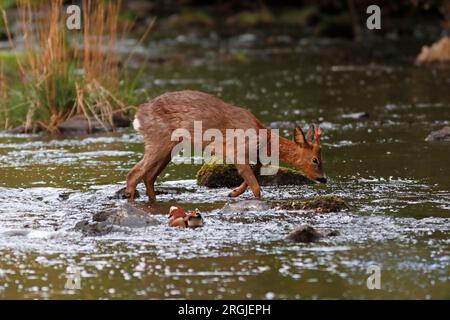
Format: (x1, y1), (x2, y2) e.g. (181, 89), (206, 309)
(294, 125), (307, 146)
(305, 124), (315, 143)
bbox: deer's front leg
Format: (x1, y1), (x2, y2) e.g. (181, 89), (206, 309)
(125, 160), (145, 200)
(235, 164), (261, 199)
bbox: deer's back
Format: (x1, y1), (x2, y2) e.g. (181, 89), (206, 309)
(135, 90), (265, 138)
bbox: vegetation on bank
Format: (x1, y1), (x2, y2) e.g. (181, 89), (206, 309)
(0, 0), (151, 132)
(1, 0), (449, 132)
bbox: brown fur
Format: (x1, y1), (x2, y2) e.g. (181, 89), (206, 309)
(126, 90), (326, 201)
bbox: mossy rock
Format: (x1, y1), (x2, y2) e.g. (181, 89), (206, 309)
(196, 163), (311, 188)
(315, 13), (353, 38)
(168, 10), (215, 28)
(226, 10), (275, 27)
(273, 196), (349, 213)
(278, 6), (319, 26)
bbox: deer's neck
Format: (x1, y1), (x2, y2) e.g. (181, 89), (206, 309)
(278, 135), (299, 165)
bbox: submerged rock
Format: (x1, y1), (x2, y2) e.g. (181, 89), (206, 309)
(74, 220), (113, 236)
(274, 196), (349, 213)
(196, 163), (311, 188)
(287, 224), (339, 243)
(221, 200), (271, 214)
(74, 203), (159, 236)
(425, 126), (450, 142)
(112, 187), (140, 200)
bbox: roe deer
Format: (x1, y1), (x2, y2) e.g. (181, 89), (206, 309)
(125, 90), (326, 201)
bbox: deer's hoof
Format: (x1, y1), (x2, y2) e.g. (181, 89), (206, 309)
(228, 190), (238, 197)
(112, 187), (140, 200)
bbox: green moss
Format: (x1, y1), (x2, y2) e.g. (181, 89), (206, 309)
(0, 0), (15, 11)
(0, 51), (22, 70)
(226, 10), (275, 27)
(197, 163), (242, 188)
(315, 13), (353, 38)
(168, 10), (215, 28)
(274, 196), (349, 213)
(196, 163), (311, 188)
(278, 6), (319, 26)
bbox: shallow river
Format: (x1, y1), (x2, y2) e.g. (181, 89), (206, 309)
(0, 33), (449, 299)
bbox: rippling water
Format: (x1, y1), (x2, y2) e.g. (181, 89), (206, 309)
(0, 34), (449, 299)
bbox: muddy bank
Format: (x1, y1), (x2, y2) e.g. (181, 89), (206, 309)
(8, 112), (131, 135)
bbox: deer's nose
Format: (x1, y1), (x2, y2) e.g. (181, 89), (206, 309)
(316, 177), (327, 184)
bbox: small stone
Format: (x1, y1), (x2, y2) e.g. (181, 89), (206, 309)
(74, 220), (112, 236)
(221, 200), (271, 214)
(57, 112), (130, 135)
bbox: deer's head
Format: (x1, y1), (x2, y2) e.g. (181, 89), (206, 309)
(291, 124), (327, 184)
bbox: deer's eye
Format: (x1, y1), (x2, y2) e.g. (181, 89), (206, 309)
(312, 157), (319, 165)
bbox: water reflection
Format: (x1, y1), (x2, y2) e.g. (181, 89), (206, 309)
(0, 35), (449, 299)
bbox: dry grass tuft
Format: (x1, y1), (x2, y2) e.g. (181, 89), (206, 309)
(1, 0), (150, 133)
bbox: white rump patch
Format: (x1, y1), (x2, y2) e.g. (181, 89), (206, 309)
(133, 117), (141, 131)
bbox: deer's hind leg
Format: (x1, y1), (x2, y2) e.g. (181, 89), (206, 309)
(228, 163), (262, 198)
(143, 152), (172, 201)
(234, 164), (261, 199)
(125, 141), (172, 201)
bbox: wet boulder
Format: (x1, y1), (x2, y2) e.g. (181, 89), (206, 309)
(416, 37), (450, 65)
(273, 196), (349, 213)
(57, 112), (131, 135)
(74, 220), (113, 236)
(425, 126), (450, 142)
(112, 187), (140, 200)
(287, 224), (339, 243)
(196, 163), (311, 188)
(74, 203), (159, 236)
(7, 123), (44, 134)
